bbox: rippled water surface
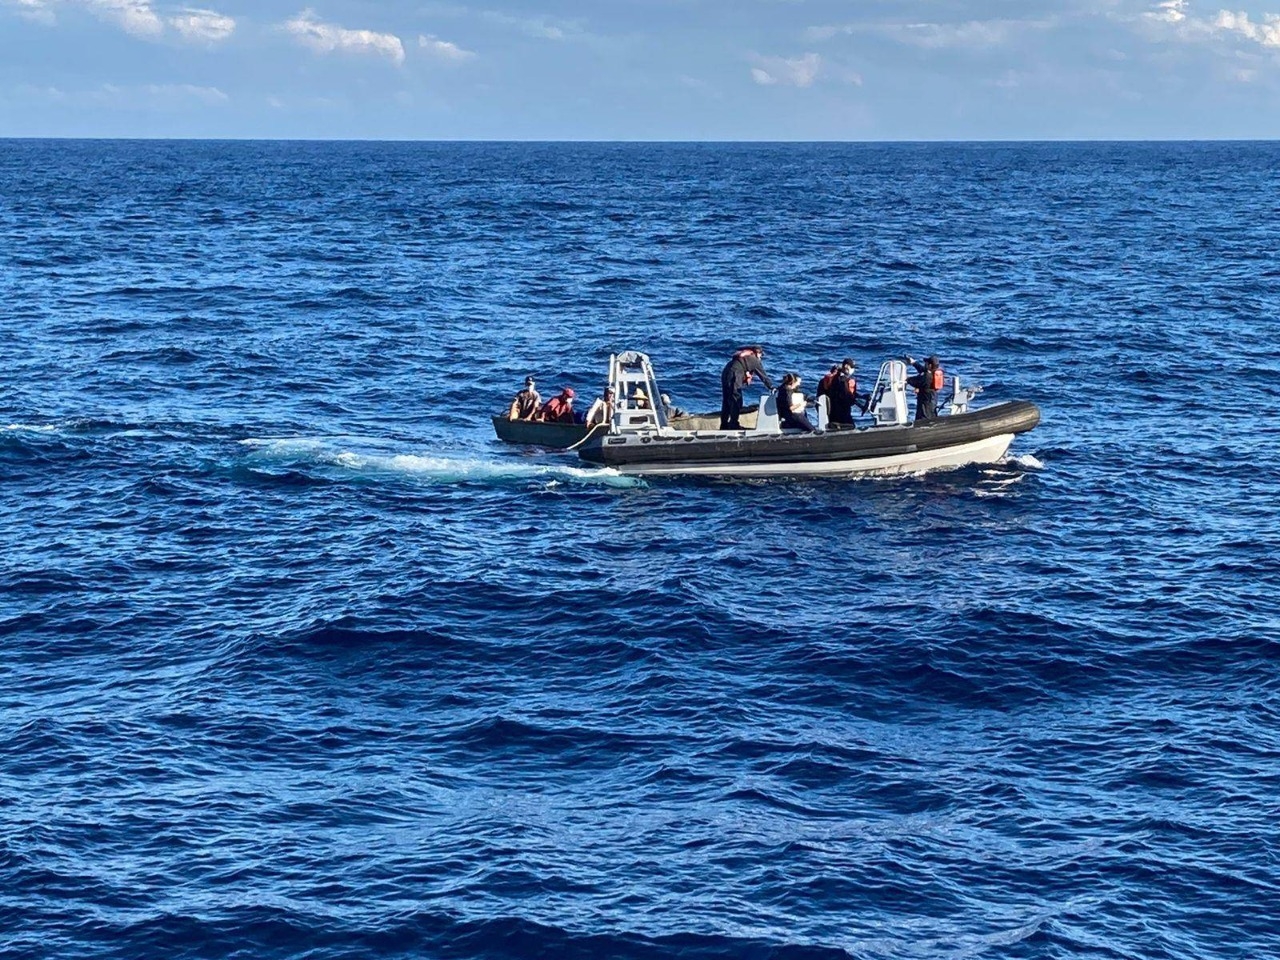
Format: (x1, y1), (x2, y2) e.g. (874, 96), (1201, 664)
(2, 140), (1279, 959)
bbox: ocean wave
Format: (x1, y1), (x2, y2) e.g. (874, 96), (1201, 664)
(7, 140), (1280, 960)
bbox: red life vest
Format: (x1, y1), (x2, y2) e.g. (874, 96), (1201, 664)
(541, 397), (573, 422)
(930, 368), (944, 391)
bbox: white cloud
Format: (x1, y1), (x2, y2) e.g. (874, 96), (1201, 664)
(892, 21), (1014, 48)
(82, 0), (163, 38)
(482, 10), (578, 41)
(1215, 9), (1280, 47)
(8, 82), (68, 100)
(284, 9), (406, 65)
(1138, 3), (1280, 49)
(5, 0), (56, 24)
(751, 53), (822, 88)
(169, 7), (234, 43)
(141, 82), (228, 104)
(807, 17), (1057, 49)
(5, 0), (235, 42)
(1146, 0), (1189, 23)
(418, 33), (475, 61)
(8, 81), (227, 107)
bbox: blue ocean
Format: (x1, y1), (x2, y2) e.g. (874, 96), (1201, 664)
(2, 139), (1278, 959)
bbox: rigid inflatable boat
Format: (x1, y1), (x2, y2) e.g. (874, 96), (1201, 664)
(576, 352), (1040, 478)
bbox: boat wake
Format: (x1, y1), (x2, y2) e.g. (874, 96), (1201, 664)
(1005, 452), (1044, 470)
(238, 438), (645, 489)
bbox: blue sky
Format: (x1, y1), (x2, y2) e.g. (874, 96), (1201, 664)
(1, 0), (1278, 139)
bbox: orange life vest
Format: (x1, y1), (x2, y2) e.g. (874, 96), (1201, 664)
(930, 368), (944, 391)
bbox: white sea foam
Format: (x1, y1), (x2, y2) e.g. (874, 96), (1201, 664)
(5, 423), (59, 433)
(1006, 452), (1044, 469)
(240, 437), (644, 488)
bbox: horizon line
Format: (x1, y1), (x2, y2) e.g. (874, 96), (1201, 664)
(3, 136), (1278, 145)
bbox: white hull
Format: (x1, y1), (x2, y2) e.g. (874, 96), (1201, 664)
(614, 433), (1016, 478)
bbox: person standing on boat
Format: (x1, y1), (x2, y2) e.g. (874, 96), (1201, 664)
(585, 388), (614, 426)
(776, 373), (816, 433)
(827, 359), (868, 425)
(508, 376), (541, 421)
(905, 355), (944, 423)
(720, 345), (773, 430)
(539, 387), (576, 423)
(816, 364), (840, 402)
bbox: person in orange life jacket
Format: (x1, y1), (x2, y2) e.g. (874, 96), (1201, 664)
(905, 355), (944, 423)
(776, 373), (816, 433)
(816, 364), (840, 401)
(815, 363), (838, 421)
(827, 358), (869, 425)
(539, 387), (576, 423)
(508, 376), (541, 421)
(585, 388), (614, 426)
(720, 345), (773, 430)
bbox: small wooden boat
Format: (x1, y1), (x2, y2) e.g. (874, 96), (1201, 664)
(491, 416), (592, 448)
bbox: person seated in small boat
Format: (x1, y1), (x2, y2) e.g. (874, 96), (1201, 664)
(585, 388), (614, 426)
(905, 355), (943, 423)
(776, 373), (816, 433)
(827, 359), (869, 426)
(630, 387), (651, 409)
(508, 376), (541, 421)
(660, 393), (686, 421)
(538, 387), (576, 423)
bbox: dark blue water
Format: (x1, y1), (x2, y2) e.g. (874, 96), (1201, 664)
(2, 140), (1279, 959)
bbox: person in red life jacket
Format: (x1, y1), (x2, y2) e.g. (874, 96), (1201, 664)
(905, 355), (944, 423)
(508, 376), (541, 421)
(827, 358), (869, 426)
(539, 387), (576, 423)
(816, 364), (840, 401)
(720, 345), (774, 430)
(776, 373), (816, 433)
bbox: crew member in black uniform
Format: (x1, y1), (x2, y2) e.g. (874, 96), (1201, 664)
(776, 373), (816, 433)
(905, 355), (944, 424)
(827, 358), (869, 426)
(719, 345), (774, 430)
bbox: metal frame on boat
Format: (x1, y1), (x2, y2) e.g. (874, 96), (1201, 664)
(576, 351), (1040, 478)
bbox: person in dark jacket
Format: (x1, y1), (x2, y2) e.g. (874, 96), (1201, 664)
(905, 355), (943, 423)
(815, 364), (839, 401)
(776, 373), (815, 432)
(719, 345), (774, 430)
(827, 358), (869, 426)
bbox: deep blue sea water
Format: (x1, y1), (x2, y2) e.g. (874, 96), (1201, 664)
(2, 139), (1279, 959)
